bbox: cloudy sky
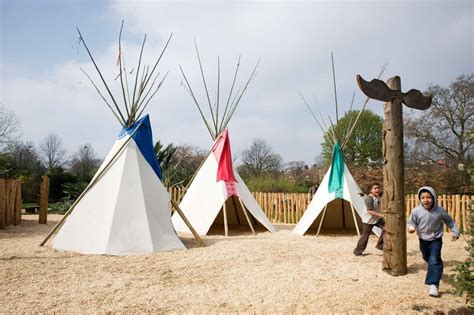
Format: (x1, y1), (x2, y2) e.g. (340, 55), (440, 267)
(1, 0), (472, 165)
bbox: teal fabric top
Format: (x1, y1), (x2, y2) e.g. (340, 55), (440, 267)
(328, 143), (344, 198)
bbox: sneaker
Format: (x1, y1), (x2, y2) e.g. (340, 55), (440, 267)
(375, 244), (383, 250)
(429, 284), (439, 297)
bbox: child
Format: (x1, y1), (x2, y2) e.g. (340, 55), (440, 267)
(353, 183), (385, 256)
(408, 186), (460, 297)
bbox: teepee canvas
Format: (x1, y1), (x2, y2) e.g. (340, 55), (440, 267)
(172, 45), (275, 236)
(172, 128), (276, 236)
(41, 23), (193, 254)
(293, 143), (381, 236)
(294, 58), (387, 237)
(53, 116), (186, 254)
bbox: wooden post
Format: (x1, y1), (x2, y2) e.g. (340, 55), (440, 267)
(316, 204), (329, 238)
(237, 197), (256, 235)
(222, 200), (228, 236)
(462, 195), (467, 232)
(381, 76), (407, 276)
(39, 175), (50, 224)
(169, 199), (205, 247)
(350, 203), (360, 236)
(0, 179), (5, 229)
(14, 181), (22, 225)
(5, 179), (12, 226)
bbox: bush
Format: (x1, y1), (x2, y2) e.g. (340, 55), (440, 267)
(49, 196), (73, 213)
(450, 199), (474, 306)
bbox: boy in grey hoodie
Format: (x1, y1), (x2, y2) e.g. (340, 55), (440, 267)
(407, 186), (460, 297)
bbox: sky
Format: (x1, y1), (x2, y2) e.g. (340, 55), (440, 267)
(1, 0), (472, 166)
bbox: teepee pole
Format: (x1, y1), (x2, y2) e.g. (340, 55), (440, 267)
(223, 201), (229, 236)
(237, 197), (256, 236)
(316, 204), (329, 238)
(170, 199), (205, 247)
(230, 196), (242, 225)
(39, 121), (143, 247)
(350, 203), (360, 236)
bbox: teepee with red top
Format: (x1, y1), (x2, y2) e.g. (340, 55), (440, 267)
(172, 44), (275, 236)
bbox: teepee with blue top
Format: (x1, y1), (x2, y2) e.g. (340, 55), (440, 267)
(47, 23), (187, 255)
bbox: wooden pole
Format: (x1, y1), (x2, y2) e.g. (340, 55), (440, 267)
(170, 199), (205, 247)
(14, 181), (22, 225)
(350, 203), (360, 236)
(39, 175), (50, 224)
(381, 76), (407, 276)
(222, 199), (228, 236)
(316, 204), (329, 238)
(0, 179), (5, 229)
(5, 179), (12, 226)
(237, 197), (256, 235)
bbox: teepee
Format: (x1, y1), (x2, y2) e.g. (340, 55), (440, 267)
(293, 56), (386, 237)
(172, 43), (276, 236)
(42, 22), (196, 254)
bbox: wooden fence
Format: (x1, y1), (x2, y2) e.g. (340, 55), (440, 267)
(0, 179), (22, 229)
(170, 187), (473, 232)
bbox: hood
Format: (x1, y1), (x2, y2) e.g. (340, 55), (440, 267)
(417, 186), (438, 210)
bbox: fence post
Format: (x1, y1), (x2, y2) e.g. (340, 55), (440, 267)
(14, 181), (22, 225)
(39, 175), (50, 224)
(0, 179), (5, 229)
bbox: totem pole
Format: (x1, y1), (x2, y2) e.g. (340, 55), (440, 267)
(356, 75), (432, 276)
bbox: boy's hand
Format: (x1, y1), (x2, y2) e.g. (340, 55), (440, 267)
(407, 225), (416, 233)
(452, 235), (459, 241)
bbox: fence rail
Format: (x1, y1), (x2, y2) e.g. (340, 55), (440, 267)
(170, 187), (473, 232)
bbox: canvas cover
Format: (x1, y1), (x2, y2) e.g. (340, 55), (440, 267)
(172, 129), (276, 235)
(293, 144), (381, 236)
(53, 115), (185, 255)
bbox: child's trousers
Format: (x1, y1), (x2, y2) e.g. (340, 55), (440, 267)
(419, 238), (443, 286)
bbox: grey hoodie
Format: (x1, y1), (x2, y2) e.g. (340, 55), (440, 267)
(407, 186), (460, 241)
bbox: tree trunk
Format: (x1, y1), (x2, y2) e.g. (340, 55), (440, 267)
(382, 76), (408, 276)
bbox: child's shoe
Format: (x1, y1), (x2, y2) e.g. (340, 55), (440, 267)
(428, 284), (439, 297)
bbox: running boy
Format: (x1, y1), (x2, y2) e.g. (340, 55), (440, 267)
(408, 186), (460, 297)
(353, 183), (385, 256)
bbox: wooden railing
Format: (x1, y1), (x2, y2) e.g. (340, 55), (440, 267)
(170, 187), (473, 232)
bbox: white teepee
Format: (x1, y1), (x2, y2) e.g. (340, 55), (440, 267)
(173, 47), (275, 236)
(172, 129), (276, 236)
(293, 144), (381, 236)
(294, 58), (387, 237)
(53, 116), (186, 254)
(42, 24), (190, 254)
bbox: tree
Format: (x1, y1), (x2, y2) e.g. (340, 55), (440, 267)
(154, 140), (180, 188)
(404, 74), (474, 193)
(39, 133), (67, 169)
(69, 144), (100, 181)
(405, 74), (473, 166)
(171, 144), (207, 187)
(321, 109), (383, 167)
(0, 103), (21, 150)
(238, 138), (283, 177)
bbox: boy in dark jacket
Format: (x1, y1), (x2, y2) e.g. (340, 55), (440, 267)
(408, 186), (460, 297)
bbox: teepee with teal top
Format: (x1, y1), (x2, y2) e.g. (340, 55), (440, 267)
(293, 56), (386, 237)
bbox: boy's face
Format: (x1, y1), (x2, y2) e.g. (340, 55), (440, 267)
(370, 185), (381, 197)
(420, 192), (434, 209)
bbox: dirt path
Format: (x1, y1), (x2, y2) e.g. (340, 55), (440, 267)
(0, 215), (470, 313)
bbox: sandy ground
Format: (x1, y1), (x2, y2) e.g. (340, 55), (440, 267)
(0, 214), (471, 314)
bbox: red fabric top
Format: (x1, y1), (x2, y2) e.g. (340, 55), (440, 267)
(212, 128), (237, 183)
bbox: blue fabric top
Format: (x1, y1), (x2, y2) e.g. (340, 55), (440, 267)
(328, 143), (344, 198)
(118, 115), (163, 180)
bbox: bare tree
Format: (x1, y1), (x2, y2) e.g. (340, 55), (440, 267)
(405, 74), (473, 166)
(0, 103), (21, 150)
(69, 144), (100, 180)
(240, 138), (283, 177)
(39, 133), (67, 169)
